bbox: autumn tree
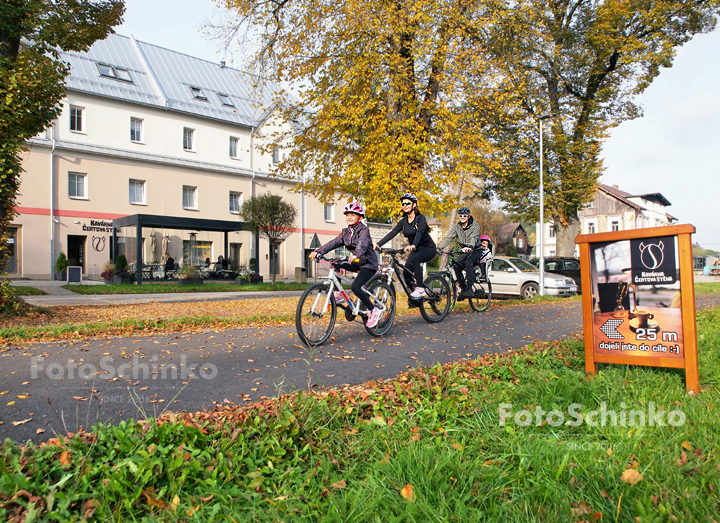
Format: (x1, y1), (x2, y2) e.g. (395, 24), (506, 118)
(215, 0), (512, 218)
(238, 193), (297, 283)
(0, 0), (124, 308)
(483, 0), (718, 256)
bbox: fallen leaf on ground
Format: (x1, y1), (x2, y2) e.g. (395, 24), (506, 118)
(620, 468), (643, 485)
(401, 484), (416, 502)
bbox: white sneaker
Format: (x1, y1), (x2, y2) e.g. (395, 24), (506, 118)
(366, 307), (383, 328)
(333, 291), (347, 303)
(409, 287), (426, 299)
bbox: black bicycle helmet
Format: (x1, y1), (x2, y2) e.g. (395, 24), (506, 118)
(400, 193), (418, 203)
(458, 207), (471, 215)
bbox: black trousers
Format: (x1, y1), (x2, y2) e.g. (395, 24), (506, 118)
(406, 246), (437, 288)
(452, 250), (485, 289)
(336, 264), (376, 311)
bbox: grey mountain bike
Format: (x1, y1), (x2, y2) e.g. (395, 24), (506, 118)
(368, 248), (451, 323)
(437, 250), (493, 313)
(295, 254), (396, 347)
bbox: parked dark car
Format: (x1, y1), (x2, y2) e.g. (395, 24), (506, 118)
(530, 257), (582, 293)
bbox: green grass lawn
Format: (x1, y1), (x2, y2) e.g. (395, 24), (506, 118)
(2, 308), (719, 521)
(63, 281), (311, 294)
(10, 286), (48, 296)
(694, 281), (720, 295)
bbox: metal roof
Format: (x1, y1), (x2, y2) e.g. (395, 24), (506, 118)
(61, 33), (279, 128)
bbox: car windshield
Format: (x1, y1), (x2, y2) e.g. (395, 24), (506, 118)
(509, 258), (538, 272)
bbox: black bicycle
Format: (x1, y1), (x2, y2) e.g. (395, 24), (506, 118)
(368, 248), (451, 323)
(437, 250), (493, 313)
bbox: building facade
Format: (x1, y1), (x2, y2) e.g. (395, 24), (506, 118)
(535, 183), (677, 257)
(12, 34), (388, 280)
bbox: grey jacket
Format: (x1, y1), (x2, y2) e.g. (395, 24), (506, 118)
(315, 221), (379, 271)
(438, 217), (481, 250)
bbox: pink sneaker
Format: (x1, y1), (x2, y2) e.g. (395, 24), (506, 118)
(366, 307), (383, 328)
(333, 291), (347, 303)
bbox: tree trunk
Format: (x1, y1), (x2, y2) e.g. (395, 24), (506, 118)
(554, 212), (581, 257)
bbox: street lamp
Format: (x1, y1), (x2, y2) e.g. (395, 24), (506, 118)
(538, 112), (556, 297)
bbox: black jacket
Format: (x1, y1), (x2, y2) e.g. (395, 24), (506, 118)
(378, 213), (436, 250)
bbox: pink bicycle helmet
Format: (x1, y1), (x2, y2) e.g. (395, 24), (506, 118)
(480, 235), (492, 242)
(344, 202), (366, 216)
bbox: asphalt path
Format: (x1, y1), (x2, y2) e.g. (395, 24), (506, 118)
(0, 300), (584, 443)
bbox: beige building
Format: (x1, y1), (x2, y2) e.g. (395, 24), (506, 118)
(12, 34), (388, 280)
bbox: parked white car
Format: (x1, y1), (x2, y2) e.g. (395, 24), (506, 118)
(489, 256), (578, 299)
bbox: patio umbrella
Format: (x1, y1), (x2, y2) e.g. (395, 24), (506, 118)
(149, 233), (157, 263)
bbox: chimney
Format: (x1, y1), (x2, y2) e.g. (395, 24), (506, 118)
(612, 184), (618, 189)
(220, 61), (226, 68)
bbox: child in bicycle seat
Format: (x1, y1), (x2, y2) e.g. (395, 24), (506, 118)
(375, 193), (436, 299)
(436, 206), (481, 299)
(310, 203), (383, 328)
(476, 235), (494, 283)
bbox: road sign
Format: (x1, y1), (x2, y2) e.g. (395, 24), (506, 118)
(575, 224), (699, 393)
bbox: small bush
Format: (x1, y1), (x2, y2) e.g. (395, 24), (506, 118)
(55, 252), (69, 273)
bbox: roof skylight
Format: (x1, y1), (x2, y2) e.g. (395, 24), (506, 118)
(96, 63), (133, 83)
(190, 86), (208, 101)
(218, 93), (234, 107)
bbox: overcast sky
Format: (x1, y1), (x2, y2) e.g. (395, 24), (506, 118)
(117, 0), (720, 249)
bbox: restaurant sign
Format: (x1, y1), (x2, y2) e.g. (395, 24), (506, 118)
(575, 225), (699, 393)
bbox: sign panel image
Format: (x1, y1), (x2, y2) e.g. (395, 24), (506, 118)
(576, 224), (699, 393)
(590, 237), (683, 359)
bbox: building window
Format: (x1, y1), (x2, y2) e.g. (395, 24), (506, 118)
(229, 192), (242, 214)
(129, 179), (146, 205)
(130, 118), (143, 142)
(548, 226), (556, 238)
(96, 63), (133, 83)
(70, 106), (83, 132)
(517, 238), (523, 248)
(272, 146), (280, 164)
(588, 223), (596, 234)
(229, 137), (239, 158)
(68, 172), (87, 199)
(218, 93), (234, 107)
(611, 221), (619, 232)
(183, 186), (197, 210)
(324, 204), (334, 222)
(183, 128), (194, 151)
(190, 86), (208, 101)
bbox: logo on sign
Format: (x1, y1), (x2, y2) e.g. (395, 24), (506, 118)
(639, 241), (664, 270)
(92, 236), (106, 252)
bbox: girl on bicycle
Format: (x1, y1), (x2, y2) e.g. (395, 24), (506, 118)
(375, 193), (436, 299)
(437, 206), (482, 299)
(310, 203), (383, 328)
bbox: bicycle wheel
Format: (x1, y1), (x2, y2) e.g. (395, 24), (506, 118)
(364, 281), (396, 336)
(296, 283), (337, 347)
(469, 272), (492, 312)
(419, 274), (451, 323)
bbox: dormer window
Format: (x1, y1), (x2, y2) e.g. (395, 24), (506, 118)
(218, 93), (234, 107)
(96, 63), (133, 83)
(190, 86), (208, 101)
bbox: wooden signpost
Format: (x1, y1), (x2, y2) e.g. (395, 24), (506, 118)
(575, 224), (699, 393)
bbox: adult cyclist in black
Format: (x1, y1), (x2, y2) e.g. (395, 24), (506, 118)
(375, 193), (437, 299)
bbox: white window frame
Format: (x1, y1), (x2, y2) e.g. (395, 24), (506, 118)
(324, 204), (334, 223)
(611, 220), (620, 232)
(229, 137), (239, 159)
(229, 191), (242, 214)
(129, 179), (146, 205)
(130, 117), (143, 143)
(272, 146), (280, 165)
(70, 106), (84, 133)
(183, 185), (198, 210)
(68, 172), (87, 200)
(587, 222), (596, 234)
(548, 225), (556, 238)
(183, 128), (194, 152)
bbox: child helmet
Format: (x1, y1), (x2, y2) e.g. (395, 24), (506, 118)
(344, 202), (366, 216)
(480, 234), (492, 242)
